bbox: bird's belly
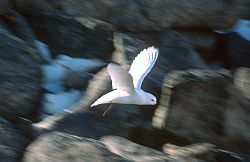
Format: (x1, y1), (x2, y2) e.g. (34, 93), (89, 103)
(113, 93), (139, 105)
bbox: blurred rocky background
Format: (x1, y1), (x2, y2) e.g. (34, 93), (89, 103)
(0, 0), (250, 162)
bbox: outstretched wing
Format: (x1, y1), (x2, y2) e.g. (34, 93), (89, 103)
(107, 63), (135, 93)
(128, 46), (159, 89)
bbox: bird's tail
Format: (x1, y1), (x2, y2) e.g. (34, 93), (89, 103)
(90, 92), (113, 107)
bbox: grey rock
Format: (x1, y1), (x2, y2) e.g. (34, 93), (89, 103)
(15, 0), (249, 31)
(178, 31), (216, 52)
(23, 131), (131, 162)
(176, 30), (217, 63)
(163, 143), (216, 158)
(163, 143), (244, 162)
(1, 10), (37, 45)
(52, 104), (146, 141)
(200, 149), (244, 162)
(0, 118), (30, 162)
(0, 29), (42, 117)
(152, 69), (250, 152)
(0, 0), (12, 13)
(13, 0), (56, 14)
(101, 135), (192, 162)
(14, 12), (114, 60)
(0, 0), (11, 12)
(234, 67), (250, 99)
(1, 10), (53, 63)
(227, 32), (250, 69)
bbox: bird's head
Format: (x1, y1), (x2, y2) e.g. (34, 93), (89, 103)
(144, 92), (157, 105)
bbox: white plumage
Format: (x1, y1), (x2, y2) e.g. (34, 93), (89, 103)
(91, 46), (159, 108)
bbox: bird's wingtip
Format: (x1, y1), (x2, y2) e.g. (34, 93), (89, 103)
(90, 103), (96, 107)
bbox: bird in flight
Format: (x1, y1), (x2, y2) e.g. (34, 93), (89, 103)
(91, 46), (159, 115)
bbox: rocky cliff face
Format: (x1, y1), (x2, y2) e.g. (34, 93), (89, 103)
(0, 0), (250, 162)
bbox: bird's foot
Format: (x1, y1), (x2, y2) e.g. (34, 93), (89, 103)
(103, 103), (114, 116)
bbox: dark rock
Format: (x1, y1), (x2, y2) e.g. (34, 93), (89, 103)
(13, 0), (56, 14)
(163, 143), (244, 162)
(52, 105), (146, 141)
(0, 0), (11, 12)
(152, 69), (250, 152)
(156, 31), (208, 72)
(13, 11), (114, 60)
(0, 117), (30, 162)
(200, 149), (244, 162)
(176, 30), (217, 63)
(23, 131), (131, 162)
(163, 143), (215, 158)
(0, 10), (54, 63)
(101, 135), (193, 162)
(234, 67), (250, 99)
(0, 29), (42, 117)
(15, 0), (249, 31)
(178, 31), (216, 52)
(1, 9), (37, 45)
(227, 32), (250, 69)
(64, 71), (94, 91)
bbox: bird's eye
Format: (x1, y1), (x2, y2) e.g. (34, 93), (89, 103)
(151, 99), (154, 101)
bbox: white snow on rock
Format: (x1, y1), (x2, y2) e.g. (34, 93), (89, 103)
(42, 90), (82, 114)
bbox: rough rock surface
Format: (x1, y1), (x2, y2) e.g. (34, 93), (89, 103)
(0, 29), (41, 117)
(14, 11), (114, 60)
(234, 67), (250, 99)
(0, 0), (11, 12)
(101, 135), (193, 162)
(163, 143), (216, 158)
(163, 143), (244, 162)
(0, 117), (30, 162)
(176, 30), (216, 63)
(23, 131), (130, 162)
(1, 9), (37, 45)
(15, 0), (249, 31)
(153, 69), (250, 152)
(200, 149), (245, 162)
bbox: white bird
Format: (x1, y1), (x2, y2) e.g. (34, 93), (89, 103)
(91, 46), (159, 115)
